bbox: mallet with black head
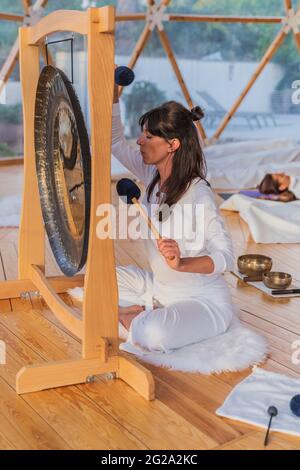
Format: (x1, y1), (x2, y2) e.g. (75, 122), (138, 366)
(264, 406), (278, 447)
(290, 394), (300, 417)
(116, 178), (175, 260)
(114, 66), (135, 87)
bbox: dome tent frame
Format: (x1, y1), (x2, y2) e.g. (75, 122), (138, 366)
(0, 0), (300, 144)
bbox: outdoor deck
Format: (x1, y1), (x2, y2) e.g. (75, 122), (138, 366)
(0, 168), (299, 450)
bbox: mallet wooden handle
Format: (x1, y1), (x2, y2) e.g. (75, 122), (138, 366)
(132, 197), (175, 260)
(132, 197), (161, 239)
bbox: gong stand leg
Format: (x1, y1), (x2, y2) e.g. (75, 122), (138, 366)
(83, 7), (155, 400)
(16, 353), (155, 401)
(16, 356), (119, 394)
(18, 26), (45, 280)
(0, 275), (84, 301)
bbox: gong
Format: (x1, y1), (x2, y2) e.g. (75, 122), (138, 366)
(35, 65), (91, 276)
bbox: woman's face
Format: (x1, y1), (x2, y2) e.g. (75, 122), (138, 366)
(136, 126), (176, 165)
(271, 173), (291, 192)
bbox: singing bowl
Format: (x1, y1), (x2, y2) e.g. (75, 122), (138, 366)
(263, 272), (292, 289)
(35, 65), (91, 276)
(237, 254), (272, 277)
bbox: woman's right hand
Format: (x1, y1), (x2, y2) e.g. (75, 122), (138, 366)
(278, 190), (296, 202)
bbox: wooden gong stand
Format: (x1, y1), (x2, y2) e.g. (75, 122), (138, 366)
(0, 6), (154, 400)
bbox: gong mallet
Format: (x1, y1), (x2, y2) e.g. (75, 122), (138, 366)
(116, 178), (175, 260)
(264, 406), (278, 447)
(115, 66), (135, 87)
(290, 394), (300, 417)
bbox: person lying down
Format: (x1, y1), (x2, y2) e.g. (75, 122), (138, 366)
(258, 173), (300, 202)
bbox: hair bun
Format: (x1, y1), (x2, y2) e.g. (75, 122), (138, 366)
(190, 106), (204, 122)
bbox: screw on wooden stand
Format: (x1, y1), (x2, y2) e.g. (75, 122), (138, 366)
(20, 291), (30, 300)
(86, 375), (95, 383)
(105, 372), (116, 381)
(20, 290), (41, 299)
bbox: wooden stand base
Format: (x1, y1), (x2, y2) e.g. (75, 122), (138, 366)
(16, 355), (155, 401)
(0, 276), (155, 401)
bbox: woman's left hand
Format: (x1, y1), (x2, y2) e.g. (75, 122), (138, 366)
(157, 238), (182, 270)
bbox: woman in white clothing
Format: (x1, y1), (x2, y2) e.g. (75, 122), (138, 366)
(113, 84), (235, 354)
(258, 173), (300, 202)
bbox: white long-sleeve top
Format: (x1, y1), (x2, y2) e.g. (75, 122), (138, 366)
(112, 103), (235, 305)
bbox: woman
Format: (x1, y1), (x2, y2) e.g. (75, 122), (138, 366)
(113, 85), (235, 354)
(258, 173), (299, 202)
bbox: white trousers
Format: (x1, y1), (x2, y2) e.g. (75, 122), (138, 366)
(117, 265), (233, 354)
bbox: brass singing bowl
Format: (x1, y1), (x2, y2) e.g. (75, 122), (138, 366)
(237, 254), (273, 276)
(263, 272), (292, 289)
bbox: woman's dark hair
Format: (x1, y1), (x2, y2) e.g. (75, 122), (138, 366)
(258, 174), (280, 194)
(258, 174), (296, 202)
(139, 101), (208, 208)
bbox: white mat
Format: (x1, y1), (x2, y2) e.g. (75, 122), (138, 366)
(231, 271), (300, 298)
(217, 367), (300, 438)
(119, 315), (268, 374)
(221, 194), (300, 243)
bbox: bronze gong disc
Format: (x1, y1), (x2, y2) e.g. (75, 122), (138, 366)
(35, 65), (91, 276)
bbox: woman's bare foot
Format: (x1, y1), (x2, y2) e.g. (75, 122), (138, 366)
(118, 305), (145, 331)
(118, 305), (145, 316)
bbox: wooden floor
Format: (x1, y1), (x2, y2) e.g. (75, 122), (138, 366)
(0, 173), (300, 449)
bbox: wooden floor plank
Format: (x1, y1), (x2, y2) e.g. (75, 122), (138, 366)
(115, 239), (151, 271)
(38, 295), (82, 342)
(78, 374), (217, 450)
(0, 314), (147, 450)
(23, 385), (147, 450)
(222, 212), (246, 244)
(0, 309), (81, 363)
(152, 376), (243, 445)
(216, 430), (300, 450)
(144, 364), (254, 436)
(0, 377), (70, 450)
(261, 358), (300, 378)
(0, 430), (16, 450)
(239, 310), (299, 346)
(0, 321), (42, 387)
